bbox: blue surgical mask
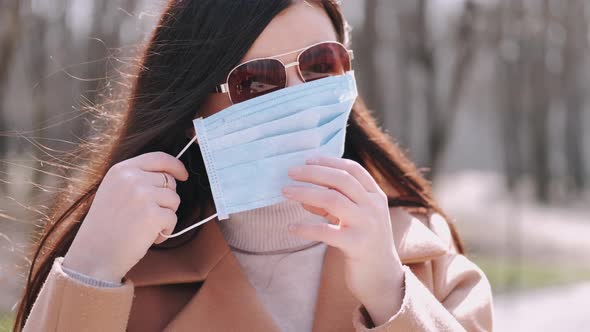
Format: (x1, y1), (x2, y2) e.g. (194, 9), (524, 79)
(162, 71), (357, 238)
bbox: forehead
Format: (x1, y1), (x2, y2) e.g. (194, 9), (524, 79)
(240, 1), (338, 62)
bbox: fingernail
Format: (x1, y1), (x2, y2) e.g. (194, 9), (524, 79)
(288, 224), (297, 232)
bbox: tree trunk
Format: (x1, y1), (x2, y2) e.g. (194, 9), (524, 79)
(0, 0), (21, 193)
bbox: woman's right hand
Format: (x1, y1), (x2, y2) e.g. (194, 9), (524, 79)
(62, 152), (189, 284)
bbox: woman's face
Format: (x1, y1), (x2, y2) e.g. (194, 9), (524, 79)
(189, 1), (338, 137)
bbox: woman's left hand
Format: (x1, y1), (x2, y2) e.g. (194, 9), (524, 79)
(283, 156), (405, 326)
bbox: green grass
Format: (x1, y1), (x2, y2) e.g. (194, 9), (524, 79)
(473, 256), (590, 294)
(0, 314), (14, 332)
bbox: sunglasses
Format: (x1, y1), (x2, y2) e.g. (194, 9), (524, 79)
(214, 41), (354, 104)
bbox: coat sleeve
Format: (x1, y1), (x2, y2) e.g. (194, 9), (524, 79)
(22, 256), (135, 332)
(351, 213), (494, 332)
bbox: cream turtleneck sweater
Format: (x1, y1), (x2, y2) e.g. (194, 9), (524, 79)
(61, 199), (330, 332)
(217, 199), (330, 332)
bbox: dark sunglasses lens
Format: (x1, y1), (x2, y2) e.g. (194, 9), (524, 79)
(299, 43), (350, 82)
(227, 59), (286, 103)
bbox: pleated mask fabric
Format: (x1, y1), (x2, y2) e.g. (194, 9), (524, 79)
(193, 71), (357, 220)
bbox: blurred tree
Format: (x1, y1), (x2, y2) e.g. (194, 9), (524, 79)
(0, 0), (21, 193)
(493, 0), (527, 191)
(485, 0), (588, 202)
(353, 0), (385, 123)
(22, 0), (50, 192)
(81, 0), (139, 135)
(390, 0), (477, 179)
(526, 0), (552, 203)
(427, 0), (477, 179)
(390, 1), (414, 147)
(562, 0), (587, 195)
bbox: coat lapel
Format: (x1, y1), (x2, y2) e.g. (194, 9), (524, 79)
(125, 206), (447, 331)
(162, 247), (282, 331)
(311, 245), (359, 331)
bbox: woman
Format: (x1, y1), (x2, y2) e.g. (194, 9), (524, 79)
(14, 1), (493, 331)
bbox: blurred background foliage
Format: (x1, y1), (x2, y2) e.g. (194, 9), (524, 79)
(1, 0), (589, 330)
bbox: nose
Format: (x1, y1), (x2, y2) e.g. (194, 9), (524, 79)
(285, 63), (304, 87)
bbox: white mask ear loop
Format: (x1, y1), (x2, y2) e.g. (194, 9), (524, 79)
(159, 135), (218, 239)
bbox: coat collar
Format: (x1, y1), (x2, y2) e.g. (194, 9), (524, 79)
(125, 205), (447, 331)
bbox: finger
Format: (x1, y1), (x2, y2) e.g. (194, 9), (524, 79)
(153, 187), (181, 212)
(305, 156), (380, 193)
(128, 151), (189, 181)
(143, 171), (177, 190)
(301, 203), (340, 224)
(288, 222), (349, 249)
(282, 186), (360, 226)
(288, 164), (367, 203)
(153, 207), (177, 244)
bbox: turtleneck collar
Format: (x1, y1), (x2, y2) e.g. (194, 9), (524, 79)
(218, 199), (329, 253)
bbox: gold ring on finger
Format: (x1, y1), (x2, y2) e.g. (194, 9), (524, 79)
(161, 172), (169, 189)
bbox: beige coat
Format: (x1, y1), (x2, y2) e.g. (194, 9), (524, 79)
(22, 206), (493, 331)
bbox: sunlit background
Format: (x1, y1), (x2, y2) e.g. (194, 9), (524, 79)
(1, 1), (589, 331)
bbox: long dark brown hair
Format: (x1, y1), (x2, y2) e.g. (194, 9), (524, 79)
(13, 0), (463, 329)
